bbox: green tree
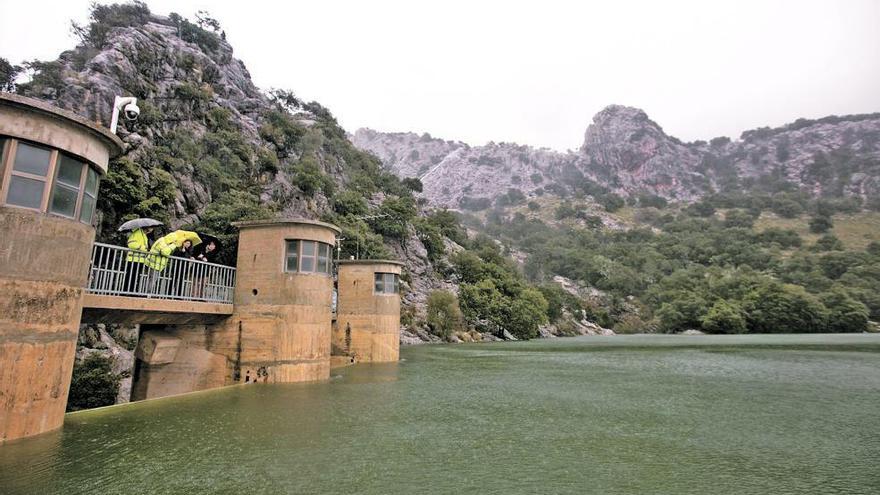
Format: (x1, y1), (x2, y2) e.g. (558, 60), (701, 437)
(701, 300), (747, 334)
(426, 290), (465, 339)
(809, 215), (834, 234)
(820, 289), (869, 333)
(332, 190), (368, 217)
(743, 282), (828, 333)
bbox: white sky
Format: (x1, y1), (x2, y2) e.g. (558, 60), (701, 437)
(2, 0), (879, 150)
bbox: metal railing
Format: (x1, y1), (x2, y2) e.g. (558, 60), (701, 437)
(86, 242), (236, 303)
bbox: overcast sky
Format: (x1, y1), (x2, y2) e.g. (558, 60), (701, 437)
(2, 0), (879, 150)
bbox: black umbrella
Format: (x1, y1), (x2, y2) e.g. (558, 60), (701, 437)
(198, 234), (222, 251)
(117, 218), (163, 232)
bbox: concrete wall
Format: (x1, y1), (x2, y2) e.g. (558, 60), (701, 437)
(0, 93), (121, 173)
(211, 220), (340, 383)
(130, 325), (227, 401)
(334, 261), (403, 363)
(0, 207), (95, 443)
(129, 220), (342, 400)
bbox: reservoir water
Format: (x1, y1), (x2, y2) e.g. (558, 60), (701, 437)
(1, 334), (879, 494)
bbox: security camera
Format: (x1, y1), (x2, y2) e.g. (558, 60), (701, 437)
(110, 96), (139, 134)
(123, 102), (140, 121)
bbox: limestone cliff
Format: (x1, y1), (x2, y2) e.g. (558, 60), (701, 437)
(354, 106), (880, 208)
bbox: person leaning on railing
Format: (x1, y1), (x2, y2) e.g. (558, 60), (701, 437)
(124, 227), (153, 292)
(191, 239), (219, 299)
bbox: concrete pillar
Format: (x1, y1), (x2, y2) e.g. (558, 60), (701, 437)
(0, 94), (121, 443)
(208, 219), (340, 384)
(333, 260), (403, 363)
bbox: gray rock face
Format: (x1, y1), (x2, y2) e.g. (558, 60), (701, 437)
(580, 105), (704, 200)
(354, 106), (880, 207)
(76, 324), (138, 404)
(353, 128), (574, 209)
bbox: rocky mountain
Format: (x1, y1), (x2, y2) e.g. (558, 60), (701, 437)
(354, 105), (880, 209)
(4, 3), (491, 407)
(9, 4), (455, 308)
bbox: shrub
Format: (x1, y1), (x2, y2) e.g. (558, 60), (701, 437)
(809, 215), (833, 234)
(820, 290), (869, 333)
(599, 193), (625, 212)
(701, 300), (747, 334)
(332, 191), (368, 217)
(426, 291), (465, 339)
(67, 354), (120, 411)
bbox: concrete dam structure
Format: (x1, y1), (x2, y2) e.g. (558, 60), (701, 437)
(0, 95), (403, 443)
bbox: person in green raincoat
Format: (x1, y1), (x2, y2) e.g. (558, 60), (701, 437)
(147, 230), (201, 271)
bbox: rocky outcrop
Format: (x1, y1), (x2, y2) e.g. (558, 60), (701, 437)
(76, 324), (139, 403)
(355, 106), (880, 207)
(580, 105), (704, 200)
(353, 128), (574, 209)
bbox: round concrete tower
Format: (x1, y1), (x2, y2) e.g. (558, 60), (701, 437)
(333, 260), (404, 363)
(214, 219), (341, 383)
(0, 94), (122, 443)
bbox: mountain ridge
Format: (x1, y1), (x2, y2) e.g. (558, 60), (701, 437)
(353, 104), (880, 209)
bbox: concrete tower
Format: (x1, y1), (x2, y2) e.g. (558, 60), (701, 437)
(333, 260), (404, 363)
(0, 94), (122, 443)
(211, 219), (341, 383)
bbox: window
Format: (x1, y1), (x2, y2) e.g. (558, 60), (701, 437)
(284, 239), (333, 275)
(374, 272), (399, 294)
(80, 167), (99, 224)
(317, 243), (330, 273)
(300, 241), (316, 272)
(1, 138), (101, 224)
(6, 141), (52, 210)
(50, 154), (85, 218)
(285, 240), (299, 272)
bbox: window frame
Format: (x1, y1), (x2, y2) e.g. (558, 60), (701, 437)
(0, 137), (101, 224)
(374, 272), (400, 295)
(1, 140), (57, 212)
(48, 154), (87, 220)
(284, 239), (333, 275)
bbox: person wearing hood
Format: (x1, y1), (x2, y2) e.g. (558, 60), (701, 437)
(147, 230), (201, 272)
(124, 227), (154, 293)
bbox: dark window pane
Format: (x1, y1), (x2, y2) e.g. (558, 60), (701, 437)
(50, 184), (78, 217)
(286, 255), (298, 272)
(374, 273), (384, 293)
(300, 256), (315, 272)
(317, 256), (329, 274)
(79, 194), (96, 224)
(392, 275), (399, 293)
(6, 175), (44, 209)
(56, 155), (84, 187)
(285, 240), (298, 272)
(85, 167), (99, 195)
(13, 142), (51, 176)
(302, 241), (316, 256)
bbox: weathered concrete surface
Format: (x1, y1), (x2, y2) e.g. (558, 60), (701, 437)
(81, 294), (232, 325)
(130, 325), (227, 401)
(0, 93), (122, 172)
(131, 325), (227, 400)
(210, 220), (339, 385)
(334, 261), (403, 363)
(0, 208), (94, 443)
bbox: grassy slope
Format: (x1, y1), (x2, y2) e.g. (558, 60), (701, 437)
(753, 211), (880, 250)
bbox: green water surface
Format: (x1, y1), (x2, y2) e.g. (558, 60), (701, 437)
(1, 334), (879, 494)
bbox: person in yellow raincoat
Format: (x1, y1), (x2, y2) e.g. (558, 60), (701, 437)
(124, 227), (154, 292)
(147, 230), (201, 271)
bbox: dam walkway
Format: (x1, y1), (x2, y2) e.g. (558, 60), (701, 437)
(81, 242), (236, 324)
